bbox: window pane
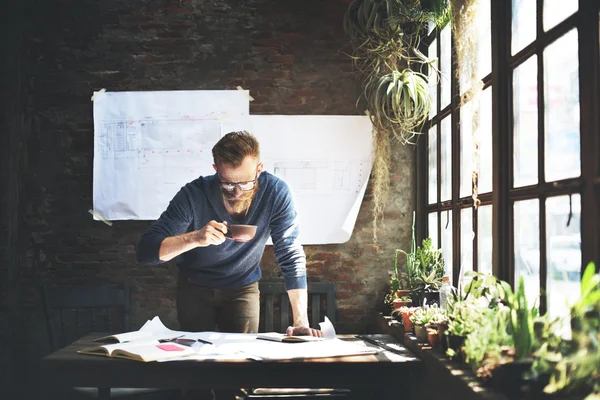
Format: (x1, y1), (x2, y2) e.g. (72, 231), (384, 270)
(459, 1), (492, 93)
(544, 0), (577, 32)
(514, 199), (540, 307)
(460, 88), (492, 197)
(428, 126), (438, 204)
(461, 208), (473, 281)
(478, 88), (492, 193)
(441, 117), (452, 201)
(544, 29), (580, 182)
(440, 25), (452, 109)
(441, 210), (453, 277)
(429, 38), (438, 119)
(429, 212), (439, 250)
(546, 195), (581, 321)
(513, 56), (539, 187)
(477, 0), (492, 78)
(477, 205), (493, 275)
(512, 0), (536, 55)
(460, 100), (473, 198)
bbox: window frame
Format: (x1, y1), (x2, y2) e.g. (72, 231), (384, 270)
(418, 0), (600, 315)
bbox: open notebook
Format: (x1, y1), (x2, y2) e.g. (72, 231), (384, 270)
(78, 340), (195, 362)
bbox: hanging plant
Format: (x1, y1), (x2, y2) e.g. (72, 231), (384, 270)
(365, 67), (432, 144)
(344, 0), (450, 241)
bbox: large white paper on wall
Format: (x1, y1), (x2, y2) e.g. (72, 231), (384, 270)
(93, 90), (249, 220)
(222, 115), (373, 244)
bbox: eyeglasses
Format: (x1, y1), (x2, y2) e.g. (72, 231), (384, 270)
(218, 171), (259, 192)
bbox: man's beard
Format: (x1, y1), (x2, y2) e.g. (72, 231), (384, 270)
(222, 183), (259, 214)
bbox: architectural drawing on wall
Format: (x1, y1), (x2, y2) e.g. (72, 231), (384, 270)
(333, 161), (351, 190)
(272, 160), (328, 191)
(93, 90), (249, 220)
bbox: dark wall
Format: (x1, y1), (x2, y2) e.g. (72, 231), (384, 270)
(0, 1), (415, 398)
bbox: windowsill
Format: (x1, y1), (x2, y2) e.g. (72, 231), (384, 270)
(378, 314), (511, 400)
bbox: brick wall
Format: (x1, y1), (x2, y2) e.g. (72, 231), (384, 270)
(0, 0), (415, 398)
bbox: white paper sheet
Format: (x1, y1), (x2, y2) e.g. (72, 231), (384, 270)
(92, 90), (249, 220)
(222, 115), (373, 244)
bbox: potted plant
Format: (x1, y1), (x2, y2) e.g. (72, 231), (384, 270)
(400, 306), (417, 333)
(413, 237), (445, 306)
(530, 262), (600, 399)
(392, 295), (413, 309)
(410, 306), (431, 343)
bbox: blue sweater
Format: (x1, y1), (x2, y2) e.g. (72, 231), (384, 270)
(137, 172), (307, 290)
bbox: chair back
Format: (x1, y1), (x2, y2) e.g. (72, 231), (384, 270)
(258, 282), (336, 332)
(41, 284), (130, 351)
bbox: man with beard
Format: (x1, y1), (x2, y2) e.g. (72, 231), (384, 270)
(137, 131), (320, 339)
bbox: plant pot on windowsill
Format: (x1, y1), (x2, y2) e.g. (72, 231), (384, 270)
(414, 325), (429, 343)
(418, 291), (440, 307)
(392, 298), (413, 309)
(488, 359), (534, 399)
(445, 333), (466, 362)
(427, 328), (440, 347)
(400, 309), (415, 333)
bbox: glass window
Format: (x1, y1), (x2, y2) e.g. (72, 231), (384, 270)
(460, 100), (474, 198)
(513, 56), (539, 188)
(544, 29), (580, 182)
(429, 38), (438, 119)
(441, 117), (452, 201)
(460, 88), (493, 197)
(441, 210), (453, 277)
(428, 126), (438, 204)
(478, 88), (493, 193)
(477, 0), (492, 78)
(546, 194), (581, 320)
(440, 25), (452, 109)
(429, 212), (439, 249)
(461, 208), (474, 278)
(477, 205), (493, 275)
(512, 0), (537, 55)
(514, 199), (541, 307)
(544, 0), (578, 32)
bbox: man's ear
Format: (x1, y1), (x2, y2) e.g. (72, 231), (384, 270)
(212, 164), (217, 172)
(257, 162), (264, 174)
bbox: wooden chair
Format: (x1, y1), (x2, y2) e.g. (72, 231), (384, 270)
(41, 283), (181, 400)
(249, 282), (349, 399)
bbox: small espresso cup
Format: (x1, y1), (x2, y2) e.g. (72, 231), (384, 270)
(227, 224), (257, 242)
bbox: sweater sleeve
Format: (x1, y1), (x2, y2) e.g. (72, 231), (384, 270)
(269, 182), (307, 290)
(136, 187), (194, 266)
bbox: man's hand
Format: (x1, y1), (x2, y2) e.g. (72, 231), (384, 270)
(286, 326), (323, 337)
(192, 220), (228, 247)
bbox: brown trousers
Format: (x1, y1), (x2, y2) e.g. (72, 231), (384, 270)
(177, 275), (260, 333)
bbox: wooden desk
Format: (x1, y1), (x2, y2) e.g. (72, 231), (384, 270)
(41, 333), (422, 399)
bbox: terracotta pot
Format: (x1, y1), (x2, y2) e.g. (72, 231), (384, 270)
(392, 299), (412, 309)
(428, 330), (440, 347)
(436, 322), (449, 349)
(396, 289), (411, 298)
(401, 310), (414, 333)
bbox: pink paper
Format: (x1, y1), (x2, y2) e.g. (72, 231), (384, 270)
(156, 344), (185, 352)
